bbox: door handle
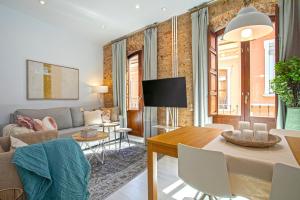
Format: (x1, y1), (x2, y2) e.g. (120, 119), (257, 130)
(244, 92), (250, 105)
(245, 95), (248, 104)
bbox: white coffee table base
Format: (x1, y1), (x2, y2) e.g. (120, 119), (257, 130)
(79, 140), (106, 164)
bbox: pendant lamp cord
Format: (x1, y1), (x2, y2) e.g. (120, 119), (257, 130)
(243, 0), (251, 6)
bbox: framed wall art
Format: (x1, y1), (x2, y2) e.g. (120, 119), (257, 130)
(27, 60), (79, 100)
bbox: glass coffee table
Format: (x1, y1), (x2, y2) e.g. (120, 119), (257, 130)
(72, 131), (109, 164)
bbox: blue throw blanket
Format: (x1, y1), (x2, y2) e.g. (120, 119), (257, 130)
(12, 138), (90, 200)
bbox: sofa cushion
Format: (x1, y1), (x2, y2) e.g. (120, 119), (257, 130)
(14, 107), (73, 130)
(42, 117), (58, 130)
(102, 109), (111, 123)
(101, 107), (119, 122)
(12, 131), (58, 145)
(3, 124), (34, 137)
(70, 107), (84, 127)
(16, 115), (35, 129)
(84, 110), (103, 126)
(10, 136), (28, 149)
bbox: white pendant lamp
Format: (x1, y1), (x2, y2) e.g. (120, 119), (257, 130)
(223, 6), (273, 42)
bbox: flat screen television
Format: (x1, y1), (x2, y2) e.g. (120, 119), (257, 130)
(142, 77), (187, 108)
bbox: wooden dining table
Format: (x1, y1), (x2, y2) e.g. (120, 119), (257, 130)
(147, 126), (222, 200)
(147, 126), (300, 200)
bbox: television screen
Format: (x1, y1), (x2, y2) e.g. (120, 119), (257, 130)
(142, 77), (187, 108)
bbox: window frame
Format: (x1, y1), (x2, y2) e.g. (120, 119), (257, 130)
(263, 39), (276, 97)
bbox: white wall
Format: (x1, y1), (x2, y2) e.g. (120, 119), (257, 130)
(0, 5), (103, 124)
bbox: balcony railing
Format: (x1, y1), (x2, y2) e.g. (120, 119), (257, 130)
(218, 104), (240, 115)
(218, 103), (275, 117)
(250, 103), (275, 117)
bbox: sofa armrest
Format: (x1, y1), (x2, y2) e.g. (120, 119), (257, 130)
(0, 130), (58, 190)
(0, 137), (10, 152)
(0, 151), (23, 190)
(12, 130), (58, 145)
(0, 130), (58, 152)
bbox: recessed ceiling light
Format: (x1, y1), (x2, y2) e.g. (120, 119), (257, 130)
(135, 4), (140, 9)
(161, 7), (167, 11)
(39, 0), (46, 5)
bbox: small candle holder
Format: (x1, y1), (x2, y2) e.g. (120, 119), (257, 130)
(254, 130), (269, 142)
(241, 129), (254, 141)
(238, 121), (250, 131)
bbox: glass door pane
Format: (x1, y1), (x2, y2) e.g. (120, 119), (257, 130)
(217, 37), (242, 115)
(128, 54), (139, 110)
(249, 23), (276, 118)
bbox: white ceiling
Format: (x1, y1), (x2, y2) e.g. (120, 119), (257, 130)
(0, 0), (210, 45)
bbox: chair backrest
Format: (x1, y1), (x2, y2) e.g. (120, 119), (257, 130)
(178, 144), (232, 197)
(270, 163), (300, 200)
(204, 123), (234, 131)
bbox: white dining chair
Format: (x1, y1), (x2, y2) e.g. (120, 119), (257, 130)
(269, 163), (300, 200)
(178, 144), (233, 200)
(204, 123), (234, 131)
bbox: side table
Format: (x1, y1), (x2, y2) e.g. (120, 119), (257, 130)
(72, 131), (109, 164)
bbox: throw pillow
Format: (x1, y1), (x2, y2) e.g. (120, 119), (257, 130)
(42, 116), (58, 130)
(2, 124), (34, 137)
(101, 109), (111, 123)
(110, 107), (119, 122)
(10, 136), (28, 150)
(102, 107), (119, 122)
(16, 115), (34, 130)
(84, 110), (103, 126)
(33, 119), (46, 131)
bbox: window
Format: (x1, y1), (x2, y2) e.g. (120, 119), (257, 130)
(218, 68), (232, 111)
(264, 39), (275, 96)
(128, 54), (139, 110)
(212, 15), (278, 128)
(250, 31), (276, 118)
(217, 38), (242, 115)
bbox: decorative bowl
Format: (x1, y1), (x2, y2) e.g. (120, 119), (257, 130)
(221, 131), (282, 148)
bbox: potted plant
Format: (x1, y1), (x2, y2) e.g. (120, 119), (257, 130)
(272, 57), (300, 130)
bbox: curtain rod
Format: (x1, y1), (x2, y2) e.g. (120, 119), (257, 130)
(105, 0), (218, 46)
(104, 0), (219, 47)
(104, 22), (158, 46)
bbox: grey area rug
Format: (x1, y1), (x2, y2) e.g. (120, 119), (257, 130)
(88, 144), (147, 200)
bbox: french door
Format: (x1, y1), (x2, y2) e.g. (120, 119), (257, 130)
(127, 51), (144, 137)
(212, 17), (278, 130)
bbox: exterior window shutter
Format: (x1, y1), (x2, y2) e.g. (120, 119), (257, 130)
(208, 29), (218, 116)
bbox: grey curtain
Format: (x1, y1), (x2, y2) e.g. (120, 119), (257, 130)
(112, 39), (127, 128)
(277, 0), (300, 129)
(143, 28), (158, 138)
(192, 7), (211, 127)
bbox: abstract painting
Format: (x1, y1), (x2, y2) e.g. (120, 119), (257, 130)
(27, 60), (79, 100)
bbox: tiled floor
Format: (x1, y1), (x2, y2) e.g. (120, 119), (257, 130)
(82, 134), (249, 200)
(106, 156), (249, 200)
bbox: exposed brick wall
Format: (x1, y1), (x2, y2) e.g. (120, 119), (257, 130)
(103, 0), (277, 128)
(177, 13), (194, 126)
(157, 20), (172, 126)
(127, 31), (144, 56)
(103, 45), (113, 107)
